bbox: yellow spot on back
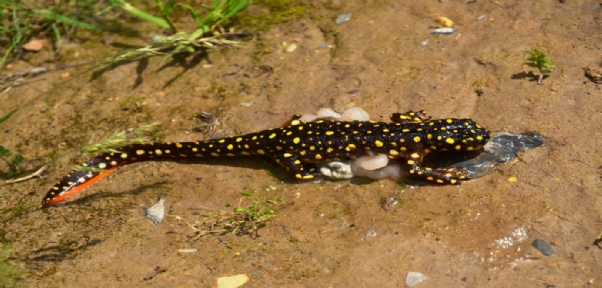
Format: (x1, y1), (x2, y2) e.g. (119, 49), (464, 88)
(315, 154), (322, 160)
(300, 150), (306, 156)
(293, 137), (300, 144)
(176, 143), (183, 148)
(211, 152), (220, 157)
(227, 144), (234, 150)
(269, 133), (276, 139)
(326, 131), (334, 136)
(446, 138), (455, 144)
(284, 153), (293, 158)
(414, 136), (421, 142)
(402, 129), (410, 133)
(136, 150), (146, 155)
(121, 153), (128, 159)
(257, 149), (265, 155)
(407, 160), (415, 165)
(375, 140), (384, 147)
(241, 151), (250, 155)
(446, 119), (453, 123)
(390, 150), (399, 155)
(98, 163), (107, 169)
(236, 137), (243, 142)
(310, 146), (316, 151)
(192, 148), (198, 152)
(252, 136), (257, 140)
(411, 153), (420, 158)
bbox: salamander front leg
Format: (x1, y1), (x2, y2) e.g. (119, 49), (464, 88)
(282, 114), (304, 126)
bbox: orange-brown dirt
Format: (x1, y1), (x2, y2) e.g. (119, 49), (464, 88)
(1, 1), (602, 287)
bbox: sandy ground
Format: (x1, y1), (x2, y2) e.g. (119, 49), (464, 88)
(1, 0), (602, 287)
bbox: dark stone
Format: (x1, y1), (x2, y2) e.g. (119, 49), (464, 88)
(532, 239), (554, 256)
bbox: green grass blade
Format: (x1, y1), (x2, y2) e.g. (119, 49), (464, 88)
(110, 0), (169, 29)
(35, 9), (96, 30)
(0, 109), (17, 124)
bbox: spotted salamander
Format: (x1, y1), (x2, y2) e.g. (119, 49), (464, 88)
(42, 111), (490, 206)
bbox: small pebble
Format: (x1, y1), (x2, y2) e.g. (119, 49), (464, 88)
(365, 230), (377, 238)
(336, 13), (351, 24)
(477, 14), (487, 21)
(431, 27), (458, 35)
(178, 248), (197, 253)
(406, 272), (428, 286)
(285, 43), (297, 53)
(421, 39), (430, 46)
(217, 274), (249, 288)
(436, 17), (454, 27)
(532, 239), (554, 256)
(146, 198), (165, 226)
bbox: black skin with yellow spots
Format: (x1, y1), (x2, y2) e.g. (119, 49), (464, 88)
(42, 110), (490, 206)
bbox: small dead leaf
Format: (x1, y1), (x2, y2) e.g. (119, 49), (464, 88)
(22, 39), (47, 51)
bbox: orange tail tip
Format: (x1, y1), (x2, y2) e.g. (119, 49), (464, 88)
(42, 167), (118, 207)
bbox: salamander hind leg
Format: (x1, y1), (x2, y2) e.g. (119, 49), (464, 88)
(389, 110), (431, 124)
(272, 154), (321, 180)
(405, 157), (469, 184)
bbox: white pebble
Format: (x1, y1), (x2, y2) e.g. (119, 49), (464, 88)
(406, 272), (428, 287)
(336, 13), (351, 24)
(285, 43), (297, 53)
(431, 27), (458, 35)
(146, 198), (165, 226)
(217, 274), (249, 288)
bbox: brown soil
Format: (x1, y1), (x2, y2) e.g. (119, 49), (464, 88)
(2, 1), (602, 287)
